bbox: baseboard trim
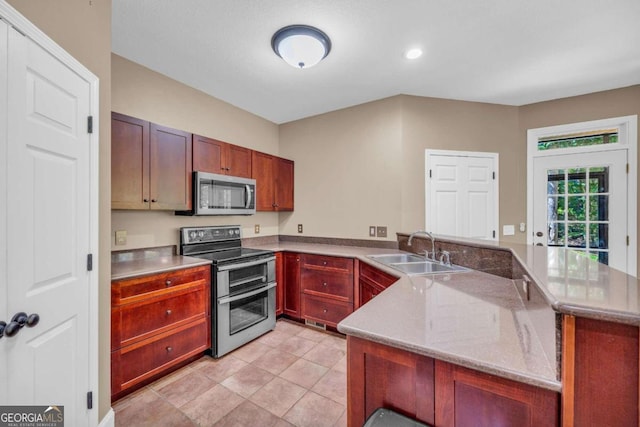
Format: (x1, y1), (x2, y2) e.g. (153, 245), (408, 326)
(98, 408), (115, 427)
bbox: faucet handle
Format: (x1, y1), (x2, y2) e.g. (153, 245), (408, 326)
(439, 250), (451, 266)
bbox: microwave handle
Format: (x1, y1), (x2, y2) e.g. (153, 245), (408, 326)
(245, 185), (252, 209)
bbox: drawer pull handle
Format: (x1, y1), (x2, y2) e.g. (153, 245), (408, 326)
(166, 309), (172, 316)
(165, 280), (172, 287)
(166, 346), (173, 353)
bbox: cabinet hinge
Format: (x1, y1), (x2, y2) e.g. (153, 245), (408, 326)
(87, 254), (93, 271)
(492, 230), (496, 238)
(87, 391), (93, 410)
(626, 163), (629, 174)
(429, 169), (432, 178)
(627, 236), (630, 246)
(492, 171), (496, 180)
(87, 116), (93, 134)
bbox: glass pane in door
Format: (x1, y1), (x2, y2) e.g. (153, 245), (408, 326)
(546, 166), (611, 264)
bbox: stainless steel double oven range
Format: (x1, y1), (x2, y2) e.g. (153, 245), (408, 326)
(180, 225), (276, 358)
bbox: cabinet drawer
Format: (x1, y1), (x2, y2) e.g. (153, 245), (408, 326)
(301, 269), (353, 301)
(112, 265), (210, 304)
(111, 318), (208, 395)
(113, 287), (208, 349)
(301, 254), (353, 274)
(360, 262), (397, 288)
(302, 294), (353, 328)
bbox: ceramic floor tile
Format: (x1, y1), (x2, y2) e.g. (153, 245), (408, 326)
(279, 358), (329, 389)
(149, 364), (195, 391)
(114, 388), (195, 427)
(252, 347), (299, 375)
(296, 327), (329, 343)
(272, 419), (296, 427)
(283, 391), (345, 427)
(311, 369), (347, 406)
(231, 339), (273, 363)
(256, 329), (291, 347)
(303, 343), (346, 368)
(332, 354), (347, 374)
(193, 354), (248, 383)
(334, 409), (348, 427)
(220, 364), (275, 398)
(155, 369), (217, 408)
(180, 384), (244, 426)
(213, 400), (282, 427)
(278, 335), (317, 357)
(320, 334), (347, 351)
(249, 377), (306, 417)
(275, 320), (306, 336)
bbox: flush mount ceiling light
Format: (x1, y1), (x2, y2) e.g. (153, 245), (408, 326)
(271, 25), (331, 69)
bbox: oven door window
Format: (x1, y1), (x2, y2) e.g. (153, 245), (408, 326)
(229, 263), (268, 295)
(229, 288), (269, 335)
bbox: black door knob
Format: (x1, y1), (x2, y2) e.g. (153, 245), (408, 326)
(2, 312), (40, 338)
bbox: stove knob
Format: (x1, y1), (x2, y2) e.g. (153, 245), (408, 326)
(198, 231), (204, 238)
(189, 231), (197, 241)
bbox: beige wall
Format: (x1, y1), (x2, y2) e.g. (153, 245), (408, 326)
(111, 55), (281, 250)
(6, 0), (113, 419)
(279, 97), (403, 239)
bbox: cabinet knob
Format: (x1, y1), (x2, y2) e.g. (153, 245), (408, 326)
(151, 199), (157, 203)
(143, 199), (149, 203)
(323, 309), (328, 313)
(323, 261), (327, 265)
(165, 280), (172, 287)
(166, 346), (173, 353)
(166, 309), (172, 316)
(322, 282), (327, 287)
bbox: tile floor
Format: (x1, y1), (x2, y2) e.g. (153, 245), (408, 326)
(113, 319), (348, 427)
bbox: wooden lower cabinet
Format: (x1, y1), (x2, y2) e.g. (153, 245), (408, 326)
(283, 252), (301, 319)
(111, 265), (211, 401)
(347, 336), (560, 427)
(358, 262), (397, 308)
(562, 315), (639, 427)
(275, 252), (284, 316)
(435, 360), (559, 427)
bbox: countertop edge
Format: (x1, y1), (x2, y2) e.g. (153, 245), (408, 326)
(111, 257), (212, 281)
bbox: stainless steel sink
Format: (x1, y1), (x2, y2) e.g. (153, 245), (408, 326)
(390, 261), (469, 275)
(368, 253), (470, 276)
(368, 253), (426, 264)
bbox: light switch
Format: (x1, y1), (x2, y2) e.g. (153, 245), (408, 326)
(503, 225), (515, 236)
(369, 226), (376, 237)
(376, 226), (387, 238)
(115, 230), (127, 246)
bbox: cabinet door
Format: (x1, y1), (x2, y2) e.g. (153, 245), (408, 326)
(275, 157), (294, 211)
(435, 360), (559, 427)
(275, 252), (284, 316)
(252, 150), (275, 211)
(149, 123), (192, 210)
(359, 276), (385, 306)
(283, 252), (301, 319)
(192, 134), (226, 175)
(111, 112), (150, 209)
(228, 144), (252, 178)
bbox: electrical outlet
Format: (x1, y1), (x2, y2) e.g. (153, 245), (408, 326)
(115, 230), (127, 246)
(297, 224), (303, 233)
(369, 226), (376, 237)
(254, 224), (260, 234)
(376, 226), (387, 238)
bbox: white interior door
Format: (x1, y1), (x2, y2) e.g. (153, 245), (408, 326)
(426, 151), (498, 240)
(532, 150), (628, 273)
(1, 19), (94, 426)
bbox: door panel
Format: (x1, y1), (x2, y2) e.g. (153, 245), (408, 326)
(427, 152), (497, 240)
(532, 150), (627, 272)
(3, 25), (91, 426)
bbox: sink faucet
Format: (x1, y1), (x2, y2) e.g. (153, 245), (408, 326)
(407, 230), (436, 261)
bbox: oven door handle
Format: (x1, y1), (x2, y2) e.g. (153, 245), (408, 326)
(218, 282), (276, 305)
(217, 256), (276, 272)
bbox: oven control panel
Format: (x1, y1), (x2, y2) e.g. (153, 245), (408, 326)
(181, 225), (242, 244)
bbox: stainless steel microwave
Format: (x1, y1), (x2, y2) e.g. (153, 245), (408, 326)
(177, 171), (256, 215)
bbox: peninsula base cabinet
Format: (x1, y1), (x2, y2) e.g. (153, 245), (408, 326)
(347, 336), (560, 427)
(111, 265), (211, 401)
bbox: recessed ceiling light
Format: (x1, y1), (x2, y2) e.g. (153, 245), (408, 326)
(405, 48), (423, 60)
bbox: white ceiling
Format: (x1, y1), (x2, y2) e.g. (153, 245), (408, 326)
(112, 0), (640, 124)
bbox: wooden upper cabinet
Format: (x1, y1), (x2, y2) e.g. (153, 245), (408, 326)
(111, 112), (149, 210)
(252, 151), (294, 211)
(150, 123), (192, 210)
(111, 112), (192, 211)
(192, 134), (252, 178)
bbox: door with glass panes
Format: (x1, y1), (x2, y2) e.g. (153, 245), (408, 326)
(532, 150), (627, 273)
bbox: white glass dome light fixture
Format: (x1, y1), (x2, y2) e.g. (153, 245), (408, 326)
(271, 25), (331, 69)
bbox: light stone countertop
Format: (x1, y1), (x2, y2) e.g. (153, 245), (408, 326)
(246, 240), (560, 391)
(111, 255), (212, 281)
